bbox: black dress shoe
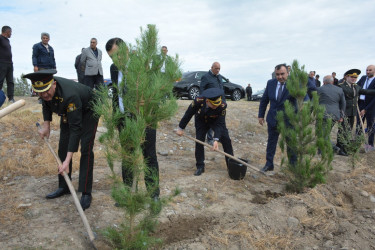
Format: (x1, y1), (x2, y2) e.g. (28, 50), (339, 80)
(338, 150), (348, 156)
(260, 165), (274, 172)
(80, 194), (92, 210)
(46, 188), (70, 199)
(194, 168), (205, 176)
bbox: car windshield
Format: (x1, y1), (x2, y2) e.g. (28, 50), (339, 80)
(182, 72), (196, 79)
(254, 89), (265, 95)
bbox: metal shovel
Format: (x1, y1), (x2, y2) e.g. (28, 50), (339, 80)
(182, 134), (264, 179)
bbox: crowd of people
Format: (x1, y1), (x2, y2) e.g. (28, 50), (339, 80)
(2, 25), (375, 211)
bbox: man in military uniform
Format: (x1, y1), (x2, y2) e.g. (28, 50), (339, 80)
(23, 69), (99, 210)
(337, 69), (375, 155)
(176, 88), (234, 176)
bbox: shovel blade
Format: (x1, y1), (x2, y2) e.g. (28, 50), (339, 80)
(227, 158), (248, 180)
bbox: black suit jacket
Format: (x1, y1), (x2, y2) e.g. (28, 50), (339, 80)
(258, 78), (296, 127)
(110, 63), (120, 112)
(357, 75), (375, 112)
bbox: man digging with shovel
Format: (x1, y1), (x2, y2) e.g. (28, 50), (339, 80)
(176, 88), (234, 176)
(23, 69), (99, 210)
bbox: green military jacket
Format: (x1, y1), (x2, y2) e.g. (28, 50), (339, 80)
(338, 81), (362, 117)
(42, 76), (94, 152)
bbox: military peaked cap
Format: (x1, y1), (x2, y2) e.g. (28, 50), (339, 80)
(23, 69), (57, 92)
(201, 88), (224, 100)
(344, 69), (361, 77)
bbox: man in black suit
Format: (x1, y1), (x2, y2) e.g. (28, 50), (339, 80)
(258, 64), (295, 172)
(105, 37), (160, 200)
(357, 65), (375, 149)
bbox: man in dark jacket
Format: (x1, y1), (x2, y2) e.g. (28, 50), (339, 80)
(200, 62), (224, 145)
(315, 75), (321, 87)
(200, 62), (224, 93)
(177, 88), (233, 176)
(23, 69), (98, 210)
(74, 48), (85, 83)
(307, 71), (317, 99)
(0, 26), (14, 103)
(246, 84), (252, 101)
(32, 32), (56, 72)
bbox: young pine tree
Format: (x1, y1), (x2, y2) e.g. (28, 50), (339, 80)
(276, 60), (333, 193)
(93, 24), (182, 249)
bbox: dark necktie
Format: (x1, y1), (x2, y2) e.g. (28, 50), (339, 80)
(277, 83), (284, 101)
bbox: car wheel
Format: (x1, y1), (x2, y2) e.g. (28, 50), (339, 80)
(231, 89), (241, 101)
(188, 86), (200, 100)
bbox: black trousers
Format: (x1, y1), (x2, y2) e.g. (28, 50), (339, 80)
(357, 100), (375, 146)
(265, 123), (296, 168)
(57, 109), (99, 193)
(83, 73), (103, 89)
(118, 120), (160, 197)
(0, 62), (14, 99)
(195, 120), (233, 170)
(77, 72), (84, 84)
(265, 125), (279, 168)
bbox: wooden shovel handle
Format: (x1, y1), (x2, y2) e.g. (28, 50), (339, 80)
(0, 99), (26, 119)
(36, 123), (96, 244)
(356, 105), (366, 135)
(182, 134), (261, 174)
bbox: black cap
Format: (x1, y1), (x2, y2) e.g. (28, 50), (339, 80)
(344, 69), (361, 77)
(23, 69), (57, 92)
(200, 88), (224, 100)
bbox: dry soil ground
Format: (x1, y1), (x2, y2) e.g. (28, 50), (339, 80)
(1, 97), (375, 249)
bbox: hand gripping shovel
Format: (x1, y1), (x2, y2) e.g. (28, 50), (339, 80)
(182, 134), (264, 179)
(36, 123), (97, 249)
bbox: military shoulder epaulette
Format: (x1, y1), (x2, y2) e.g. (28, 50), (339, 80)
(196, 97), (204, 103)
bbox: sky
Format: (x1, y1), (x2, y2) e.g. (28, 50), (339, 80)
(1, 0), (374, 92)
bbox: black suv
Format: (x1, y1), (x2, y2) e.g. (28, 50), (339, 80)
(173, 71), (245, 101)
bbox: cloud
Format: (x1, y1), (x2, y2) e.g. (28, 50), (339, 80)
(3, 0), (375, 91)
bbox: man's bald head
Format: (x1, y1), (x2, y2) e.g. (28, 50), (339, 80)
(211, 62), (221, 75)
(366, 65), (375, 78)
(323, 75), (334, 85)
